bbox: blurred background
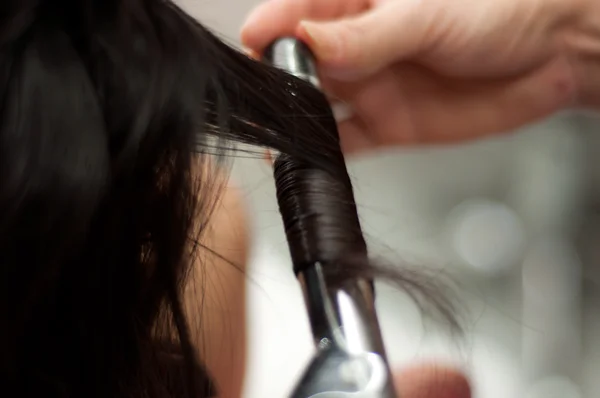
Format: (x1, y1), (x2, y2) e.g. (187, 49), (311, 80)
(180, 1), (600, 397)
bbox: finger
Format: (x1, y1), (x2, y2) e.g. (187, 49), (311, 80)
(410, 58), (577, 144)
(394, 364), (471, 398)
(242, 47), (259, 60)
(337, 116), (376, 154)
(241, 0), (369, 52)
(329, 59), (576, 147)
(296, 0), (431, 78)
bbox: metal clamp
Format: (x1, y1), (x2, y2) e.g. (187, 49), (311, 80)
(291, 263), (396, 398)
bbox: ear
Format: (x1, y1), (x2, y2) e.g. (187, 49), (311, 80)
(393, 364), (471, 398)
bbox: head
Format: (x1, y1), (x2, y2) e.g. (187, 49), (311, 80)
(0, 0), (458, 397)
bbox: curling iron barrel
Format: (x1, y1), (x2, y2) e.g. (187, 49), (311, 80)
(263, 38), (398, 398)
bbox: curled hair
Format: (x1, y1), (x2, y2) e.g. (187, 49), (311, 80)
(0, 0), (456, 397)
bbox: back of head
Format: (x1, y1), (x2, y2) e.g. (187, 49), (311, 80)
(0, 0), (207, 396)
(0, 1), (456, 397)
(0, 0), (354, 396)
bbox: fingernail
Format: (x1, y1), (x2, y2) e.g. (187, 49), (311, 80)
(242, 47), (259, 60)
(298, 21), (325, 55)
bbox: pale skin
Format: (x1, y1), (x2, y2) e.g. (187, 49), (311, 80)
(241, 0), (600, 153)
(187, 182), (249, 398)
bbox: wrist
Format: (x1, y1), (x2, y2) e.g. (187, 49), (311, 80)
(560, 0), (600, 108)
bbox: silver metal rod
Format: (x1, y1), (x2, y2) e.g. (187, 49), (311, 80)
(263, 37), (322, 88)
(263, 38), (397, 397)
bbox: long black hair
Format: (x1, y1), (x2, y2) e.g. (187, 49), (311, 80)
(0, 0), (456, 397)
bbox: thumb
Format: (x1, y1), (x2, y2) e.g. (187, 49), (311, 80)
(297, 1), (429, 78)
(394, 364), (472, 398)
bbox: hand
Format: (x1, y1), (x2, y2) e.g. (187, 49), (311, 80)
(394, 364), (471, 398)
(241, 0), (584, 153)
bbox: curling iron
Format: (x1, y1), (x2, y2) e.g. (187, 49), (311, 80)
(262, 38), (398, 398)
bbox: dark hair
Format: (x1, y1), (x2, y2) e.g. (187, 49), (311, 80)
(0, 1), (456, 397)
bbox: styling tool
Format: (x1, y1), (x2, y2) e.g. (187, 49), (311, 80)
(262, 38), (398, 398)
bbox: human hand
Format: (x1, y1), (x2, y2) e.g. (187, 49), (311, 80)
(242, 0), (586, 153)
(394, 364), (471, 398)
